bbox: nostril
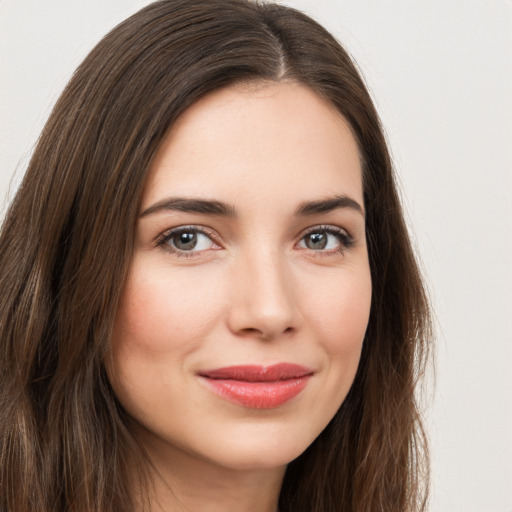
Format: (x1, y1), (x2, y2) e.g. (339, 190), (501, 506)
(238, 326), (295, 340)
(241, 327), (260, 336)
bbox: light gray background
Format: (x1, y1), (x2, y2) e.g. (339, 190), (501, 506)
(1, 1), (511, 510)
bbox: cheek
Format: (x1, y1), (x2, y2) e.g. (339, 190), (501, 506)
(310, 269), (371, 338)
(112, 262), (222, 354)
(303, 266), (371, 376)
(288, 265), (371, 441)
(108, 262), (225, 417)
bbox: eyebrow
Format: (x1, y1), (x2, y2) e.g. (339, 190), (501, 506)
(139, 194), (364, 218)
(140, 197), (236, 217)
(295, 195), (364, 217)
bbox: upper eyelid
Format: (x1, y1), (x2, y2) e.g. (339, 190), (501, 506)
(300, 224), (349, 234)
(154, 223), (354, 249)
(296, 224), (356, 250)
(155, 224), (219, 247)
(163, 225), (214, 235)
(297, 224), (353, 240)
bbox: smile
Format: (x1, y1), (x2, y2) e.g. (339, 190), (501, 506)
(198, 363), (313, 409)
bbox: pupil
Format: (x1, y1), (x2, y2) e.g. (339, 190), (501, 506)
(174, 232), (197, 250)
(307, 233), (327, 250)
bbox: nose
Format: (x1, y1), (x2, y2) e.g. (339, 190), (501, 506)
(226, 248), (302, 341)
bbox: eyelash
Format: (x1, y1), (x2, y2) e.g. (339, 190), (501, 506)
(155, 225), (220, 258)
(299, 225), (355, 255)
(155, 224), (355, 258)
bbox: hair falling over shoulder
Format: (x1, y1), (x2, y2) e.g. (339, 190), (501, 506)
(0, 1), (432, 511)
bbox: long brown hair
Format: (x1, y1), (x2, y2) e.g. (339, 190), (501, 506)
(0, 1), (432, 511)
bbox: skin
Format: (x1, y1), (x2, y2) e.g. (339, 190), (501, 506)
(108, 81), (372, 512)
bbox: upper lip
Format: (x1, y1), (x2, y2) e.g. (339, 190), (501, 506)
(198, 363), (313, 382)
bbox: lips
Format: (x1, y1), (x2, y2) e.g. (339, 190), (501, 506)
(198, 363), (313, 409)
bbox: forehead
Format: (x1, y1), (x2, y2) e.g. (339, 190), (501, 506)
(143, 81), (363, 210)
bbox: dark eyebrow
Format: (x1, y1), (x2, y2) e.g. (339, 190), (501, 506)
(295, 195), (364, 217)
(140, 194), (364, 218)
(140, 197), (236, 218)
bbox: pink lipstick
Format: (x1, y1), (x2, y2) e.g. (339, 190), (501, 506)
(198, 363), (313, 409)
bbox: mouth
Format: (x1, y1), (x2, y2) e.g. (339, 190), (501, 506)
(198, 363), (314, 409)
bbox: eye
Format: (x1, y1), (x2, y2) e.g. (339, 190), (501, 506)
(297, 226), (354, 253)
(156, 226), (219, 255)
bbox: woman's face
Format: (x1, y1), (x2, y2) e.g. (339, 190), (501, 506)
(108, 82), (372, 471)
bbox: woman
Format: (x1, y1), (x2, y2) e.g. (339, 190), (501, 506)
(0, 1), (432, 511)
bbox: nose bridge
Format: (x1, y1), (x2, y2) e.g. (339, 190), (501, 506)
(228, 242), (300, 339)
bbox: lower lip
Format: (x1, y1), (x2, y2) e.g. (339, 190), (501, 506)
(200, 376), (311, 409)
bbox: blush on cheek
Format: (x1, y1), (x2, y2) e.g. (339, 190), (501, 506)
(307, 279), (371, 353)
(113, 263), (225, 356)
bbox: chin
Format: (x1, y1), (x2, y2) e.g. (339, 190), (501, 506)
(208, 445), (305, 472)
(192, 422), (321, 471)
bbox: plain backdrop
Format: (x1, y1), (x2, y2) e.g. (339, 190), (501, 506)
(1, 1), (511, 510)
